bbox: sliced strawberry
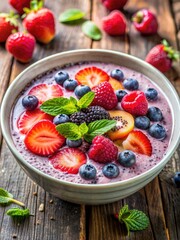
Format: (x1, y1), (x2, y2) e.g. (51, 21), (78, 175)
(75, 66), (110, 88)
(24, 120), (65, 156)
(122, 130), (152, 156)
(17, 109), (53, 134)
(49, 147), (87, 174)
(28, 84), (63, 104)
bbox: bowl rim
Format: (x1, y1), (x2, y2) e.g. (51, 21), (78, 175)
(1, 49), (180, 190)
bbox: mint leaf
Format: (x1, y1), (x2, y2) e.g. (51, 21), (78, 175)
(82, 21), (102, 40)
(40, 98), (78, 116)
(70, 96), (78, 106)
(0, 188), (24, 207)
(84, 119), (116, 142)
(77, 92), (95, 109)
(79, 122), (88, 135)
(59, 9), (85, 23)
(6, 208), (30, 222)
(118, 205), (130, 222)
(56, 122), (82, 140)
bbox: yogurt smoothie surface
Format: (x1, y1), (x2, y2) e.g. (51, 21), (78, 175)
(10, 61), (173, 184)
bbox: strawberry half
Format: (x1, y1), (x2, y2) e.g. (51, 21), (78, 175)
(28, 84), (63, 104)
(17, 108), (53, 134)
(49, 148), (87, 174)
(122, 130), (152, 156)
(75, 66), (110, 88)
(24, 120), (65, 156)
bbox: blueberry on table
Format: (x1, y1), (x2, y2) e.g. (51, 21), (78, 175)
(63, 79), (78, 91)
(148, 123), (166, 140)
(79, 164), (97, 180)
(145, 88), (158, 101)
(102, 163), (119, 178)
(147, 106), (163, 121)
(135, 116), (150, 130)
(115, 90), (127, 102)
(74, 85), (91, 98)
(118, 150), (136, 167)
(53, 114), (70, 125)
(110, 69), (124, 81)
(66, 138), (82, 148)
(54, 70), (69, 85)
(22, 95), (39, 110)
(123, 78), (139, 90)
(173, 172), (180, 188)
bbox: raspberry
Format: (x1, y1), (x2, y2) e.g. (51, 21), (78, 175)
(91, 82), (118, 110)
(88, 136), (118, 163)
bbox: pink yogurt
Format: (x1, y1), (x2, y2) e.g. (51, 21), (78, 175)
(10, 62), (173, 184)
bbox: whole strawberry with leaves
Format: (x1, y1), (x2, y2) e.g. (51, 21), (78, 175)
(9, 0), (31, 15)
(145, 40), (179, 73)
(23, 0), (56, 44)
(0, 11), (19, 42)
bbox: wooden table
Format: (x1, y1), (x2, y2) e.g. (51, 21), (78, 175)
(0, 0), (180, 239)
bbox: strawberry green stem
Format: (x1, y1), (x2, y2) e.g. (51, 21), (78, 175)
(162, 39), (180, 61)
(132, 11), (143, 23)
(11, 198), (25, 207)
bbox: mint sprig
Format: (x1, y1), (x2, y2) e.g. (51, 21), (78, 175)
(0, 188), (25, 207)
(6, 208), (30, 222)
(117, 205), (150, 235)
(59, 9), (85, 23)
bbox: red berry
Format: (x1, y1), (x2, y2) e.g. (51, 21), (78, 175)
(88, 136), (118, 163)
(102, 10), (127, 36)
(24, 120), (65, 156)
(9, 0), (31, 15)
(132, 9), (158, 35)
(121, 91), (148, 116)
(91, 82), (118, 110)
(0, 12), (19, 42)
(101, 0), (128, 11)
(49, 148), (87, 174)
(6, 32), (35, 63)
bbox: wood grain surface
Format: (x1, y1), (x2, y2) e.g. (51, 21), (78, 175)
(0, 0), (179, 239)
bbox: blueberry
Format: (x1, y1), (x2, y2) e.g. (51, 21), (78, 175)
(54, 71), (69, 85)
(53, 114), (70, 125)
(74, 85), (91, 99)
(145, 88), (158, 101)
(148, 123), (166, 140)
(147, 107), (163, 121)
(102, 163), (119, 179)
(135, 116), (150, 130)
(63, 79), (78, 91)
(123, 78), (139, 90)
(115, 90), (127, 102)
(66, 138), (82, 148)
(22, 95), (39, 110)
(118, 150), (136, 167)
(173, 172), (180, 188)
(110, 69), (124, 81)
(79, 164), (97, 180)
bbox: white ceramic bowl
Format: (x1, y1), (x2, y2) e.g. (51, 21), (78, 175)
(1, 49), (180, 204)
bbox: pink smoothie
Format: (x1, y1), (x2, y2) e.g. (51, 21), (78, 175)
(11, 62), (173, 184)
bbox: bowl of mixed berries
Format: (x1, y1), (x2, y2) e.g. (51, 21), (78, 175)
(1, 49), (180, 204)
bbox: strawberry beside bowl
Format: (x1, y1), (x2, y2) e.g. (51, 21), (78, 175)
(1, 49), (180, 205)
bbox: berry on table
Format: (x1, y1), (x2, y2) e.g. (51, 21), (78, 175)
(53, 114), (70, 125)
(123, 78), (139, 90)
(101, 0), (128, 11)
(117, 150), (136, 167)
(79, 164), (97, 180)
(135, 116), (150, 130)
(145, 88), (158, 101)
(148, 123), (166, 140)
(102, 163), (119, 178)
(9, 0), (30, 15)
(110, 69), (124, 81)
(74, 85), (91, 99)
(63, 79), (78, 91)
(173, 172), (180, 188)
(22, 95), (39, 110)
(147, 106), (163, 121)
(54, 71), (69, 86)
(115, 90), (127, 102)
(66, 138), (82, 148)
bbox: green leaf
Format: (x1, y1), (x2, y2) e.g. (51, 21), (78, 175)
(0, 188), (24, 207)
(40, 98), (78, 116)
(118, 205), (130, 222)
(79, 122), (88, 135)
(70, 96), (78, 105)
(56, 122), (82, 140)
(77, 92), (95, 109)
(84, 119), (116, 142)
(6, 208), (30, 222)
(82, 21), (102, 40)
(59, 9), (85, 23)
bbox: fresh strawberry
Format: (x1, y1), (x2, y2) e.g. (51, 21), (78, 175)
(102, 10), (127, 36)
(132, 9), (158, 35)
(49, 148), (87, 174)
(101, 0), (128, 11)
(91, 82), (118, 110)
(122, 130), (152, 156)
(28, 84), (63, 104)
(24, 120), (65, 156)
(6, 32), (35, 63)
(75, 66), (109, 88)
(17, 108), (53, 134)
(23, 0), (55, 44)
(9, 0), (31, 15)
(121, 91), (148, 116)
(88, 136), (118, 163)
(145, 40), (179, 73)
(0, 12), (19, 42)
